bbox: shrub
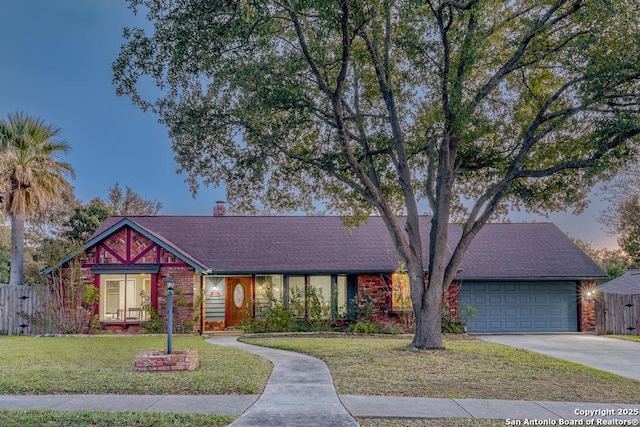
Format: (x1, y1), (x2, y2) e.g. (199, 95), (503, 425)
(347, 294), (380, 323)
(348, 321), (380, 334)
(141, 303), (164, 334)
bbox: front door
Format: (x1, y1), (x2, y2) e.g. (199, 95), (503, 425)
(225, 277), (252, 327)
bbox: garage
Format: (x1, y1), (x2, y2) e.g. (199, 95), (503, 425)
(459, 281), (578, 333)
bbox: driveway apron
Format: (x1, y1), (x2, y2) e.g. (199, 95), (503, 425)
(207, 336), (358, 427)
(478, 334), (640, 381)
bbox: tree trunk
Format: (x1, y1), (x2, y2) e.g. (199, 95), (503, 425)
(411, 275), (444, 349)
(407, 255), (444, 350)
(9, 211), (25, 286)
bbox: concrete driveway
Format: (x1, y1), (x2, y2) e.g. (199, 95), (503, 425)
(478, 334), (640, 381)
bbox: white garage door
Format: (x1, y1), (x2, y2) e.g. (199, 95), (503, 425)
(459, 281), (578, 332)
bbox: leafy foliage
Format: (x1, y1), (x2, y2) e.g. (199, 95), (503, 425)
(105, 181), (162, 216)
(598, 163), (640, 266)
(115, 0), (640, 348)
(573, 238), (631, 278)
(63, 198), (111, 242)
(0, 111), (75, 285)
(616, 195), (640, 265)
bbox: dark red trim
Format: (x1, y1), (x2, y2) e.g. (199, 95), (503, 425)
(100, 243), (127, 264)
(93, 274), (100, 317)
(126, 228), (132, 262)
(131, 243), (158, 264)
(151, 274), (158, 311)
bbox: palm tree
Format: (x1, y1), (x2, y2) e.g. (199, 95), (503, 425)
(0, 112), (75, 285)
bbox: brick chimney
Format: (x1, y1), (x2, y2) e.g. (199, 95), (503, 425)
(213, 200), (227, 216)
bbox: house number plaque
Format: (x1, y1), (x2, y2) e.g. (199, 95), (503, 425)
(233, 283), (245, 308)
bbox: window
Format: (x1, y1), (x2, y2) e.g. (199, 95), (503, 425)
(100, 274), (151, 321)
(392, 272), (411, 310)
(204, 277), (225, 321)
(288, 276), (306, 317)
(336, 275), (348, 316)
(283, 275), (348, 319)
(309, 275), (332, 319)
(255, 275), (283, 315)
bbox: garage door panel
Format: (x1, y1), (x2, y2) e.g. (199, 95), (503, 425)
(519, 296), (531, 304)
(460, 281), (577, 332)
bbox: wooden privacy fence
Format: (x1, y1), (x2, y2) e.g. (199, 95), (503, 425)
(0, 284), (51, 336)
(595, 293), (640, 336)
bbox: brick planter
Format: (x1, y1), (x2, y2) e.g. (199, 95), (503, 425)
(135, 350), (199, 372)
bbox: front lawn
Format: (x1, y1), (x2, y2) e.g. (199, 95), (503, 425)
(0, 410), (233, 427)
(242, 334), (640, 403)
(0, 335), (271, 395)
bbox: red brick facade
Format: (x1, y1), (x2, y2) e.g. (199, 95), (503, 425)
(357, 274), (390, 314)
(52, 225), (200, 334)
(578, 280), (597, 333)
(444, 281), (461, 320)
(356, 273), (461, 322)
(156, 267), (198, 333)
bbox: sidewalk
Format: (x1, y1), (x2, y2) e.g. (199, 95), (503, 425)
(1, 394), (638, 423)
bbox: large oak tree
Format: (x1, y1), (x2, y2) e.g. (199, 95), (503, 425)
(114, 0), (640, 349)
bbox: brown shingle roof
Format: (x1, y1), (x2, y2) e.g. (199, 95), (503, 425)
(89, 215), (605, 278)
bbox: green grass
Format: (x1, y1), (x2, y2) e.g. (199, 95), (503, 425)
(0, 410), (233, 427)
(358, 418), (505, 427)
(242, 334), (640, 403)
(0, 335), (271, 395)
(608, 334), (640, 342)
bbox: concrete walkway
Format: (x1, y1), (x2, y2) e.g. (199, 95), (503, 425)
(207, 335), (358, 426)
(478, 334), (640, 381)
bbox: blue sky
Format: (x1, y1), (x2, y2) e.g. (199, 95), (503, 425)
(0, 1), (617, 248)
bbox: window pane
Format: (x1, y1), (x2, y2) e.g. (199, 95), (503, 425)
(205, 277), (225, 321)
(104, 279), (123, 320)
(392, 273), (412, 310)
(337, 275), (347, 316)
(101, 274), (151, 321)
(255, 275), (283, 317)
(309, 275), (331, 319)
(288, 276), (306, 317)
